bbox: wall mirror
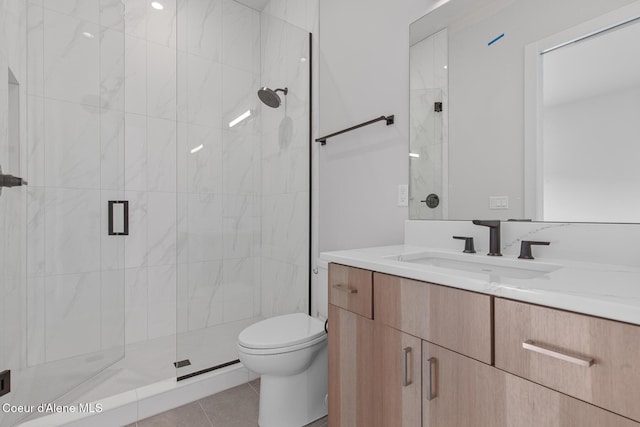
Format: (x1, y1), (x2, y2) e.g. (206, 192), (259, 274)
(409, 0), (640, 222)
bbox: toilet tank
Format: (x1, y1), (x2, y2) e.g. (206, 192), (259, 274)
(313, 259), (329, 319)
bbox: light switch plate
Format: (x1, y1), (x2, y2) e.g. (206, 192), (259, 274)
(489, 196), (509, 210)
(398, 185), (409, 206)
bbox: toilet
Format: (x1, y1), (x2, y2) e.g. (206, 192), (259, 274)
(237, 313), (328, 427)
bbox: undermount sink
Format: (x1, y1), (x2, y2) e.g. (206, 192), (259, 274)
(387, 250), (562, 280)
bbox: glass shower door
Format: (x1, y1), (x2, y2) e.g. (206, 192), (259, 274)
(0, 2), (126, 425)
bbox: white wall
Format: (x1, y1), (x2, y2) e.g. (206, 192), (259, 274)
(543, 87), (640, 222)
(318, 0), (440, 252)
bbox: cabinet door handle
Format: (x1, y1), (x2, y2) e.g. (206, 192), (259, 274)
(332, 284), (358, 294)
(522, 340), (594, 367)
(425, 357), (438, 401)
(402, 347), (412, 387)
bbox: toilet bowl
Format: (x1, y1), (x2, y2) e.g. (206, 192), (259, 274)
(238, 313), (328, 427)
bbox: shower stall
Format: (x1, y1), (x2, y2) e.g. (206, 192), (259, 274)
(0, 0), (311, 425)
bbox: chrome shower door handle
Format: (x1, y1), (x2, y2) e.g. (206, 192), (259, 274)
(402, 347), (412, 387)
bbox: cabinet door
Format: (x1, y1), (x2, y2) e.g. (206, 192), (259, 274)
(423, 341), (503, 426)
(423, 341), (639, 427)
(328, 304), (375, 427)
(375, 325), (422, 427)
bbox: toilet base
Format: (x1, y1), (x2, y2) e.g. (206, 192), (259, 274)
(257, 346), (327, 427)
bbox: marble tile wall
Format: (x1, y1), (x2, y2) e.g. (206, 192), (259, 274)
(262, 0), (317, 34)
(0, 0), (28, 402)
(11, 0), (314, 381)
(258, 13), (311, 317)
(0, 1), (128, 424)
(119, 0), (182, 345)
(25, 1), (127, 365)
(175, 0), (263, 341)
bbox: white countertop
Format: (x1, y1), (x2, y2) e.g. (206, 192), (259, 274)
(320, 245), (640, 326)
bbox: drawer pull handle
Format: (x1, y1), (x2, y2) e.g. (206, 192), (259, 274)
(522, 340), (594, 367)
(425, 357), (438, 401)
(332, 284), (358, 294)
(402, 347), (412, 387)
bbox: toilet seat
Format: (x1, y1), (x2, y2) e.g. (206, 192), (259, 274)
(238, 313), (326, 354)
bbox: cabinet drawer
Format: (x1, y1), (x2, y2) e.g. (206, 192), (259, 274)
(329, 263), (373, 318)
(424, 341), (639, 427)
(495, 298), (640, 422)
(374, 273), (492, 364)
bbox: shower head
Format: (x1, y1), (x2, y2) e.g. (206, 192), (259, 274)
(257, 87), (288, 108)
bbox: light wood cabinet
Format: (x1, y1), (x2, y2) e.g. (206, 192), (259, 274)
(374, 324), (422, 427)
(495, 298), (640, 422)
(374, 272), (493, 364)
(327, 263), (640, 426)
(329, 263), (373, 318)
(328, 303), (375, 427)
(423, 341), (638, 427)
(422, 341), (503, 426)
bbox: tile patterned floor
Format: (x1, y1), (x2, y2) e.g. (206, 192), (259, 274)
(125, 379), (328, 427)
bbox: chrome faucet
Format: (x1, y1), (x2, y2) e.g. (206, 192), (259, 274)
(472, 220), (502, 256)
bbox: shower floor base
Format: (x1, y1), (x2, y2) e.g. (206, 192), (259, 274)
(18, 317), (262, 427)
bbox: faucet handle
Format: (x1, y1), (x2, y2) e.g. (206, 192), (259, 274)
(518, 240), (550, 260)
(453, 236), (476, 253)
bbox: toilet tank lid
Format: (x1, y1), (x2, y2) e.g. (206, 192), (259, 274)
(238, 313), (326, 349)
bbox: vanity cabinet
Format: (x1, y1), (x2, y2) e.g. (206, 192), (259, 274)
(495, 298), (640, 423)
(327, 263), (640, 426)
(328, 265), (375, 427)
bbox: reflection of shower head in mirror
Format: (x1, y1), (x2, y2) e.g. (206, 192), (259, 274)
(257, 87), (288, 108)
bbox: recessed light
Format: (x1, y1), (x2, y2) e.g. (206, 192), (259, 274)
(300, 57), (307, 63)
(409, 153), (420, 158)
(82, 31), (95, 39)
(151, 2), (164, 10)
(443, 65), (448, 69)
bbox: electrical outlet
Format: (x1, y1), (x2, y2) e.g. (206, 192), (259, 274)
(489, 196), (509, 210)
(398, 185), (409, 206)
